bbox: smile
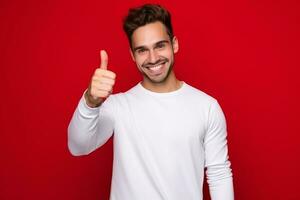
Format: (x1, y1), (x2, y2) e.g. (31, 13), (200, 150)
(149, 64), (163, 71)
(146, 62), (166, 75)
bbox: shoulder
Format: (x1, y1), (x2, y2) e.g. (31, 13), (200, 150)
(105, 84), (138, 107)
(183, 82), (218, 106)
(183, 83), (227, 130)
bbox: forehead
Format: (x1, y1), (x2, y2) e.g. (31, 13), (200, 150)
(131, 21), (170, 48)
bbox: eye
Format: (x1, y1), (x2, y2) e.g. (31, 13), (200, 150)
(137, 48), (147, 54)
(156, 42), (166, 49)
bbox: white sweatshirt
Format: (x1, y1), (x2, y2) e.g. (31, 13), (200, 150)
(68, 81), (234, 200)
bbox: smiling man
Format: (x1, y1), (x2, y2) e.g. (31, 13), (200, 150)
(68, 4), (234, 200)
(130, 21), (178, 89)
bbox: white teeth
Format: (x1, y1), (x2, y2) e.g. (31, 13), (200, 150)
(149, 65), (162, 71)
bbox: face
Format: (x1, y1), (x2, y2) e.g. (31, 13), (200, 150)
(130, 21), (178, 84)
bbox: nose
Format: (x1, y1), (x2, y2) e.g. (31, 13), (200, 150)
(148, 49), (159, 63)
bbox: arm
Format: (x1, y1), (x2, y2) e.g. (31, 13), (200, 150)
(67, 91), (115, 156)
(68, 50), (116, 156)
(204, 99), (234, 200)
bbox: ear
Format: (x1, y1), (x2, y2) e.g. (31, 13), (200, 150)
(129, 48), (136, 62)
(172, 36), (179, 54)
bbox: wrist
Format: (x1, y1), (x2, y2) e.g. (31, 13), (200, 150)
(84, 90), (103, 108)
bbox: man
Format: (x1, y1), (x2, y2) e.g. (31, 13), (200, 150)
(68, 4), (234, 200)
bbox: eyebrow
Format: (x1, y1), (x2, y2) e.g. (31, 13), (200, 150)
(133, 40), (170, 52)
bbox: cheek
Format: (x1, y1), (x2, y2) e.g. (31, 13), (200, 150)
(160, 48), (174, 59)
(135, 54), (149, 65)
(134, 56), (146, 68)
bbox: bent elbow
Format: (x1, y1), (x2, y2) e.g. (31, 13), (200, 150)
(68, 140), (90, 156)
(67, 127), (90, 156)
(67, 122), (92, 156)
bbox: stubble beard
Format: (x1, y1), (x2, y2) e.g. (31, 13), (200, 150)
(140, 57), (174, 84)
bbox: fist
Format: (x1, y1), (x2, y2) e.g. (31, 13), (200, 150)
(85, 50), (116, 107)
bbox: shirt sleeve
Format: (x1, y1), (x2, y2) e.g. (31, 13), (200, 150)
(67, 90), (115, 156)
(204, 99), (234, 200)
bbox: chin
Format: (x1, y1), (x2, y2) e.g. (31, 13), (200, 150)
(147, 72), (170, 84)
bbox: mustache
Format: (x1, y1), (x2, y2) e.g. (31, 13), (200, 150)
(142, 58), (169, 68)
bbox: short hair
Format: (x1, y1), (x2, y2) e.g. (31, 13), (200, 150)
(123, 4), (174, 48)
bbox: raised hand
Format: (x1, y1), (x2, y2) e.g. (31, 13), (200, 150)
(85, 50), (116, 107)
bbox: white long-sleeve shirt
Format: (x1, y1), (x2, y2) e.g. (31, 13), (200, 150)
(68, 81), (234, 200)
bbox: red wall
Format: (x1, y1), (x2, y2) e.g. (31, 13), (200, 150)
(1, 0), (299, 199)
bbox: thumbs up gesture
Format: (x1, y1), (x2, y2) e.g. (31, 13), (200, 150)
(85, 50), (116, 108)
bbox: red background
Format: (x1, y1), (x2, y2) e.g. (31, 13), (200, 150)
(1, 0), (299, 199)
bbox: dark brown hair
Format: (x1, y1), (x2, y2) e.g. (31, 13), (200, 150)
(123, 4), (174, 48)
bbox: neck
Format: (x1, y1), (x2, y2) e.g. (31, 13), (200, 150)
(141, 71), (182, 93)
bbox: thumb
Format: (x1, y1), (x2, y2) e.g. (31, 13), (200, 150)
(100, 50), (108, 69)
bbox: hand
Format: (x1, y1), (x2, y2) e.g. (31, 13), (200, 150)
(85, 50), (116, 108)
